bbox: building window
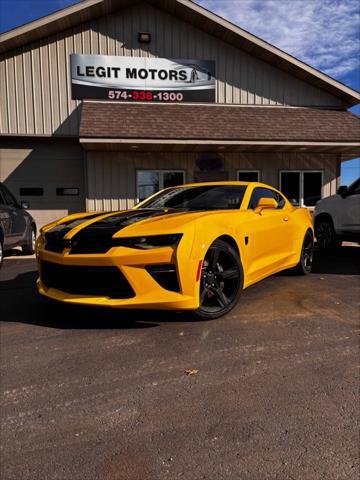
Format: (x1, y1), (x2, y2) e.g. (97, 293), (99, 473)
(248, 187), (286, 210)
(279, 170), (323, 207)
(237, 170), (260, 182)
(137, 170), (185, 201)
(20, 187), (43, 196)
(56, 187), (80, 196)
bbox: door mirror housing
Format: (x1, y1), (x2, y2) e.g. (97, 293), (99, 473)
(337, 186), (348, 198)
(21, 200), (30, 209)
(254, 197), (278, 214)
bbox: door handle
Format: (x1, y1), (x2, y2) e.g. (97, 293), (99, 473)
(283, 216), (289, 222)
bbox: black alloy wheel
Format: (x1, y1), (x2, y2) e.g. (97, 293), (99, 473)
(315, 217), (341, 250)
(292, 230), (314, 275)
(193, 239), (243, 320)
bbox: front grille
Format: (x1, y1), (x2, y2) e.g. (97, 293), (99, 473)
(40, 261), (135, 299)
(44, 234), (66, 253)
(69, 235), (113, 254)
(146, 264), (180, 292)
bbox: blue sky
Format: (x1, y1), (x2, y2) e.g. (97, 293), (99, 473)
(1, 0), (359, 185)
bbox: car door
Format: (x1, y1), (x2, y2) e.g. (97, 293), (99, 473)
(0, 185), (15, 248)
(0, 184), (27, 245)
(244, 187), (294, 281)
(339, 179), (360, 235)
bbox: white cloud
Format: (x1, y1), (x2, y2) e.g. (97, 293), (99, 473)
(194, 0), (360, 81)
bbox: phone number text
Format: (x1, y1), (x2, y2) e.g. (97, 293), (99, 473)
(108, 90), (184, 102)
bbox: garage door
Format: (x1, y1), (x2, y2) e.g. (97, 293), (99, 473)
(0, 140), (85, 230)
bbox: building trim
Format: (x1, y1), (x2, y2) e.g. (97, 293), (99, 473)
(1, 0), (359, 106)
(79, 138), (360, 147)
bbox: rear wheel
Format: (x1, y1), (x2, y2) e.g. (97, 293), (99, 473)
(193, 239), (243, 320)
(315, 217), (341, 250)
(291, 230), (314, 275)
(22, 225), (36, 255)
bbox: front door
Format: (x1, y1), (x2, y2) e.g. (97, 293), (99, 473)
(244, 187), (294, 281)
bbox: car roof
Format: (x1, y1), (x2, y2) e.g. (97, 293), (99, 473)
(170, 181), (274, 189)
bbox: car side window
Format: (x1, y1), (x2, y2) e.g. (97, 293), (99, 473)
(348, 179), (360, 196)
(0, 187), (6, 205)
(248, 187), (285, 210)
(1, 185), (18, 207)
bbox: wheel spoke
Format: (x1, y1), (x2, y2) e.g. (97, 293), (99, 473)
(220, 267), (238, 280)
(200, 285), (208, 304)
(214, 287), (230, 308)
(210, 248), (220, 269)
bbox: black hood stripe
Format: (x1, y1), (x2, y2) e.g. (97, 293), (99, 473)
(44, 209), (173, 253)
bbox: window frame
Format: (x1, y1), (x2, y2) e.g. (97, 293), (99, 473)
(136, 169), (186, 201)
(56, 187), (80, 196)
(236, 169), (261, 182)
(279, 170), (323, 207)
(20, 187), (44, 196)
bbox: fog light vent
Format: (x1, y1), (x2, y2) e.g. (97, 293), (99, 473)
(146, 264), (180, 292)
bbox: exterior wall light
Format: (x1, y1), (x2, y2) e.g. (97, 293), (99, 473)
(138, 32), (151, 43)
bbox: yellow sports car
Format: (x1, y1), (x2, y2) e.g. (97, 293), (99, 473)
(36, 182), (314, 319)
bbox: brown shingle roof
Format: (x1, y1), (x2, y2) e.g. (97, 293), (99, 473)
(80, 102), (360, 143)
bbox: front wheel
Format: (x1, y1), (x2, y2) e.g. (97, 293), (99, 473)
(291, 231), (314, 275)
(193, 239), (243, 320)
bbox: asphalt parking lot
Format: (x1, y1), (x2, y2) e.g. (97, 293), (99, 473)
(0, 247), (359, 480)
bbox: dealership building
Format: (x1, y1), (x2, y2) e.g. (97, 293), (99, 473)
(1, 0), (359, 229)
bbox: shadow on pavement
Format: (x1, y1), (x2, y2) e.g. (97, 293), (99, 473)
(1, 245), (358, 329)
(311, 245), (360, 275)
(3, 248), (25, 257)
(0, 267), (165, 330)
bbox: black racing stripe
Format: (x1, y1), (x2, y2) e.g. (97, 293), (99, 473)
(44, 212), (109, 253)
(69, 209), (171, 254)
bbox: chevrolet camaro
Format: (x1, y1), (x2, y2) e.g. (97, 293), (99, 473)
(36, 182), (314, 319)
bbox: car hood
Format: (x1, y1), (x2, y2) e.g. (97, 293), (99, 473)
(43, 208), (239, 246)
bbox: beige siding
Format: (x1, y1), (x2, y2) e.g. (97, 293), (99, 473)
(0, 2), (342, 136)
(0, 140), (85, 228)
(85, 151), (338, 211)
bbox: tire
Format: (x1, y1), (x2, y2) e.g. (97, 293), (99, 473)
(291, 230), (314, 275)
(315, 217), (341, 250)
(193, 239), (243, 320)
(22, 225), (36, 255)
(0, 238), (3, 269)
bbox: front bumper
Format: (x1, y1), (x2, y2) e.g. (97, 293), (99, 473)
(36, 242), (200, 310)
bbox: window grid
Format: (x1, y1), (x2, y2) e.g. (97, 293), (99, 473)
(279, 170), (323, 207)
(136, 169), (186, 201)
(236, 170), (261, 182)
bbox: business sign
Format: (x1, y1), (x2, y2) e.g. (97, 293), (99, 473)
(71, 54), (216, 103)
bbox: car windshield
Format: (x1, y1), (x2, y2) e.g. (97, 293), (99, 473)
(139, 185), (247, 211)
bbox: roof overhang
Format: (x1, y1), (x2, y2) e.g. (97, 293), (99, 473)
(79, 137), (360, 160)
(1, 0), (359, 107)
(79, 101), (360, 160)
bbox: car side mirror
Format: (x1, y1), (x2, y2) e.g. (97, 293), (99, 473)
(21, 200), (30, 209)
(337, 186), (348, 198)
(254, 197), (278, 214)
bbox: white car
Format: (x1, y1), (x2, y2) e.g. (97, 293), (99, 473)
(314, 177), (360, 249)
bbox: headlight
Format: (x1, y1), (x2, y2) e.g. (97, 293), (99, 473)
(113, 234), (182, 249)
